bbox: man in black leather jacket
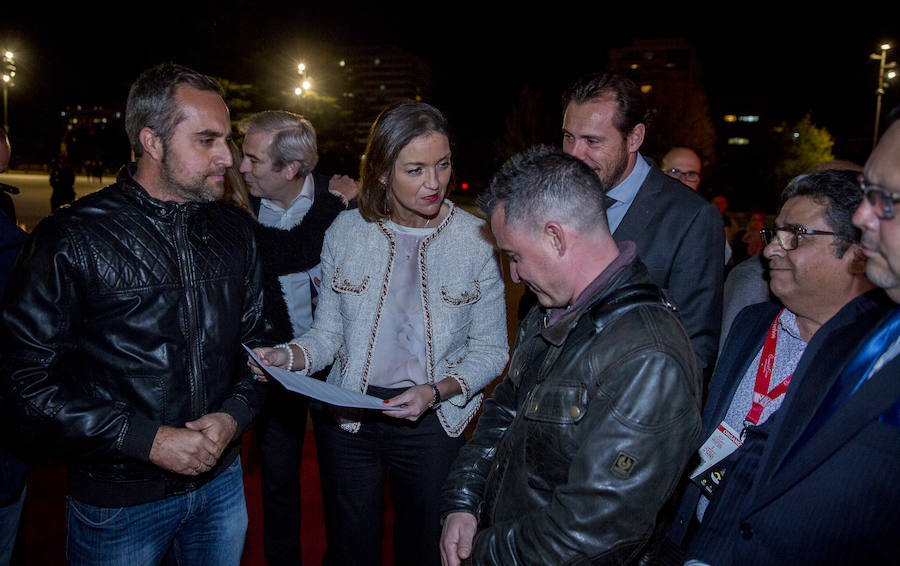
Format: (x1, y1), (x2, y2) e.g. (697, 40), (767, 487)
(0, 63), (266, 566)
(439, 146), (701, 565)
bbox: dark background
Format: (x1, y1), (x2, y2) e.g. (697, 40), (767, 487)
(2, 2), (897, 202)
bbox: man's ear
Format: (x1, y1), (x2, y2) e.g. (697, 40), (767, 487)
(544, 221), (567, 257)
(283, 160), (302, 180)
(139, 127), (163, 161)
(626, 123), (645, 153)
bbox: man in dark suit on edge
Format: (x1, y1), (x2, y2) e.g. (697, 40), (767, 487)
(668, 168), (877, 559)
(561, 72), (724, 376)
(681, 109), (900, 565)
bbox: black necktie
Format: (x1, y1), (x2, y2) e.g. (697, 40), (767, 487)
(603, 194), (617, 209)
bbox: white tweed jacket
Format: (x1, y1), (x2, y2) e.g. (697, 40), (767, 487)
(291, 201), (509, 436)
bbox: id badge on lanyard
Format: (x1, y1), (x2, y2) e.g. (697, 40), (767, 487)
(689, 421), (742, 496)
(690, 310), (792, 497)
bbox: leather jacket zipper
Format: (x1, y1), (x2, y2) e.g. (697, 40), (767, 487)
(175, 208), (205, 418)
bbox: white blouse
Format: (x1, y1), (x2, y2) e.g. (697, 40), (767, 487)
(368, 221), (434, 389)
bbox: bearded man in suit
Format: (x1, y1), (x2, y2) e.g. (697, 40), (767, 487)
(561, 72), (724, 375)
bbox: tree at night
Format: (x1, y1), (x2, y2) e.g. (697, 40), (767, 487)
(773, 113), (835, 191)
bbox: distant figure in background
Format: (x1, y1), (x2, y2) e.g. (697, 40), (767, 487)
(661, 146), (734, 264)
(720, 253), (770, 349)
(740, 210), (767, 258)
(713, 195), (739, 264)
(712, 195), (729, 215)
(0, 128), (25, 289)
(661, 146), (703, 191)
(0, 128), (27, 566)
(49, 155), (76, 211)
(93, 159), (104, 183)
(0, 131), (20, 222)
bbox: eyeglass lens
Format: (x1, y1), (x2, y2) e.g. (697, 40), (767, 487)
(867, 190), (894, 219)
(859, 175), (896, 219)
(760, 228), (797, 250)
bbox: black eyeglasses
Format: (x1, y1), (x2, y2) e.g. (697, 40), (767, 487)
(858, 174), (900, 220)
(664, 168), (700, 182)
(760, 225), (836, 251)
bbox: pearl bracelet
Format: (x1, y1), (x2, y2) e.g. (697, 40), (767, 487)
(428, 382), (442, 409)
(274, 343), (295, 372)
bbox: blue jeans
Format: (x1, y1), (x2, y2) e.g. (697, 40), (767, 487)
(0, 486), (25, 566)
(66, 457), (247, 566)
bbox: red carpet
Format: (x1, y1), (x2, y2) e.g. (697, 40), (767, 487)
(17, 428), (394, 565)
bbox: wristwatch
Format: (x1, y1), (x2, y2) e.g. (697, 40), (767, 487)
(429, 382), (442, 409)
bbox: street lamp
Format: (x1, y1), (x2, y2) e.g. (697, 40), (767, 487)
(870, 42), (897, 151)
(295, 62), (312, 97)
(1, 50), (15, 133)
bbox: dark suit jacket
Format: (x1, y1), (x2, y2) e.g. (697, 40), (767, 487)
(684, 289), (899, 565)
(613, 167), (724, 373)
(0, 183), (17, 222)
(668, 301), (781, 547)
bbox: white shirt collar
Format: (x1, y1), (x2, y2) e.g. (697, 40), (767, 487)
(261, 174), (314, 213)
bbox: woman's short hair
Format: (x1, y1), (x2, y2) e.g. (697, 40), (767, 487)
(358, 101), (452, 222)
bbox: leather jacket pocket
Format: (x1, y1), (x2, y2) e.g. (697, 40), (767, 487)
(331, 267), (370, 321)
(522, 380), (588, 491)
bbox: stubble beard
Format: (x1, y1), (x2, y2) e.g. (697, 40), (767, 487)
(160, 150), (222, 203)
(867, 259), (900, 295)
(596, 142), (630, 193)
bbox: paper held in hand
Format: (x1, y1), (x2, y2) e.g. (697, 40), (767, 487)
(243, 344), (401, 410)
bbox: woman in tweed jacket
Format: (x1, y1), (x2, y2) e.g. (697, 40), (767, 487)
(251, 101), (508, 565)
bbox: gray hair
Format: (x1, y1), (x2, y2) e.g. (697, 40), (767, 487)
(781, 169), (862, 258)
(238, 111), (318, 179)
(479, 145), (609, 235)
(125, 62), (224, 158)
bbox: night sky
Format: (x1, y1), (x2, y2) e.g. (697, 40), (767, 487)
(3, 2), (897, 180)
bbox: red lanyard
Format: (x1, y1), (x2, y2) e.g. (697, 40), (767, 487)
(744, 309), (793, 426)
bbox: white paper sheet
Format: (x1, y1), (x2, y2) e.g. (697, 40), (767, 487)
(243, 344), (401, 410)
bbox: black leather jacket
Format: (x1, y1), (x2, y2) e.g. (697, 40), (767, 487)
(441, 257), (702, 565)
(0, 165), (266, 506)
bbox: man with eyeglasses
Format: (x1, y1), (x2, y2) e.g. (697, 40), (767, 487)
(668, 168), (881, 562)
(661, 146), (702, 191)
(674, 111), (900, 565)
